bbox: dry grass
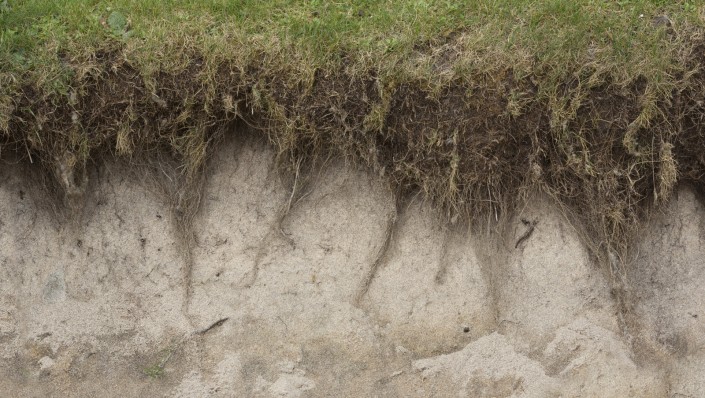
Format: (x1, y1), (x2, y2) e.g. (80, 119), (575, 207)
(2, 1), (705, 268)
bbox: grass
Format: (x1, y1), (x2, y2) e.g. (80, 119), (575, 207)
(1, 1), (700, 79)
(1, 1), (705, 267)
(142, 363), (165, 379)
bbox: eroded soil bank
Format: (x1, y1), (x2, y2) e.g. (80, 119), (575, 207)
(2, 133), (705, 397)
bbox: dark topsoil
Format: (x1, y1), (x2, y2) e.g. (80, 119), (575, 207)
(2, 37), (705, 271)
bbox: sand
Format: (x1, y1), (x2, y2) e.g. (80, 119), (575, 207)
(1, 133), (703, 397)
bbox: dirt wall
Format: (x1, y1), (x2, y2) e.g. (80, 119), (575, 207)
(2, 133), (704, 397)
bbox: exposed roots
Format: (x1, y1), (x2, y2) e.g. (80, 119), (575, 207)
(433, 227), (452, 285)
(354, 201), (399, 306)
(3, 29), (705, 276)
(54, 150), (88, 209)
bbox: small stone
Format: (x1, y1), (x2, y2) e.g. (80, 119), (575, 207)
(38, 356), (54, 371)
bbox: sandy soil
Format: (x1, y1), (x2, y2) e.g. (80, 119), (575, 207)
(1, 133), (703, 397)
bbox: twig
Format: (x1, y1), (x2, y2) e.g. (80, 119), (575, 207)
(515, 218), (537, 248)
(194, 317), (229, 336)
